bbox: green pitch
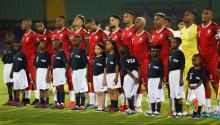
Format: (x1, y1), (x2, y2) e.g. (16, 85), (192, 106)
(0, 61), (219, 125)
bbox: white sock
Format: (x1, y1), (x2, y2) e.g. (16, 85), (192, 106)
(136, 94), (143, 108)
(25, 90), (31, 99)
(206, 99), (211, 107)
(34, 90), (39, 99)
(120, 93), (125, 105)
(53, 87), (57, 102)
(69, 90), (75, 102)
(88, 92), (94, 104)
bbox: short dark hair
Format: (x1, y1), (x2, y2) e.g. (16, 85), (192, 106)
(76, 15), (85, 24)
(186, 10), (197, 17)
(111, 14), (121, 21)
(120, 45), (130, 55)
(173, 37), (182, 44)
(58, 16), (66, 20)
(123, 10), (135, 17)
(150, 45), (162, 51)
(85, 18), (95, 24)
(154, 12), (166, 19)
(35, 20), (44, 24)
(193, 54), (201, 59)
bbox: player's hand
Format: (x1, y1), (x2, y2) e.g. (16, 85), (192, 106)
(46, 75), (50, 83)
(158, 81), (163, 89)
(102, 78), (107, 86)
(113, 77), (118, 85)
(179, 79), (184, 86)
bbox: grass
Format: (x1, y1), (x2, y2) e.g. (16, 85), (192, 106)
(0, 61), (219, 125)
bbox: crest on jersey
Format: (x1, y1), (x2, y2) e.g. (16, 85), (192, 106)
(43, 37), (46, 41)
(160, 34), (163, 39)
(60, 34), (63, 38)
(207, 30), (211, 35)
(103, 36), (107, 41)
(198, 31), (201, 38)
(114, 36), (117, 39)
(68, 35), (73, 40)
(95, 36), (98, 40)
(26, 37), (29, 41)
(129, 32), (132, 36)
(139, 37), (143, 42)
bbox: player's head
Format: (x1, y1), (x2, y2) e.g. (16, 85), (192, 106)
(123, 10), (135, 25)
(5, 33), (15, 45)
(183, 10), (196, 23)
(177, 19), (185, 30)
(21, 18), (32, 31)
(192, 54), (201, 67)
(73, 35), (83, 47)
(13, 41), (22, 52)
(202, 9), (213, 23)
(35, 20), (45, 33)
(171, 37), (182, 50)
(150, 45), (161, 58)
(153, 13), (166, 28)
(73, 15), (85, 27)
(165, 16), (171, 28)
(52, 40), (62, 50)
(106, 39), (119, 55)
(134, 17), (146, 30)
(55, 16), (66, 29)
(109, 15), (120, 29)
(85, 18), (97, 32)
(38, 40), (46, 51)
(95, 43), (105, 56)
(120, 45), (130, 55)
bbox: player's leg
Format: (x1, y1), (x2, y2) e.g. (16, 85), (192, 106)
(4, 82), (13, 105)
(67, 68), (75, 108)
(87, 63), (95, 108)
(80, 93), (86, 110)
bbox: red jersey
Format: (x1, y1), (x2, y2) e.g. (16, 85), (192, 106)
(35, 29), (53, 54)
(22, 30), (37, 57)
(52, 27), (71, 60)
(132, 31), (151, 63)
(108, 28), (123, 49)
(69, 27), (89, 51)
(121, 25), (136, 53)
(151, 26), (173, 58)
(88, 28), (107, 58)
(198, 22), (220, 56)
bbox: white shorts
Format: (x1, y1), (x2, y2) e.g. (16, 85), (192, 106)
(53, 68), (66, 87)
(93, 73), (107, 92)
(36, 68), (50, 90)
(3, 64), (13, 83)
(13, 69), (28, 90)
(148, 78), (165, 103)
(123, 70), (139, 98)
(186, 84), (206, 106)
(169, 70), (185, 99)
(106, 73), (121, 89)
(72, 68), (88, 93)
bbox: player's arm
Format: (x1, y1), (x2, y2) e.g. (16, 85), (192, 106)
(158, 60), (164, 89)
(82, 50), (89, 81)
(114, 55), (120, 85)
(126, 69), (138, 84)
(46, 53), (51, 83)
(180, 52), (185, 86)
(9, 63), (14, 79)
(103, 61), (107, 86)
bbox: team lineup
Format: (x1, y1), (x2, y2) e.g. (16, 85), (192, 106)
(2, 9), (220, 119)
